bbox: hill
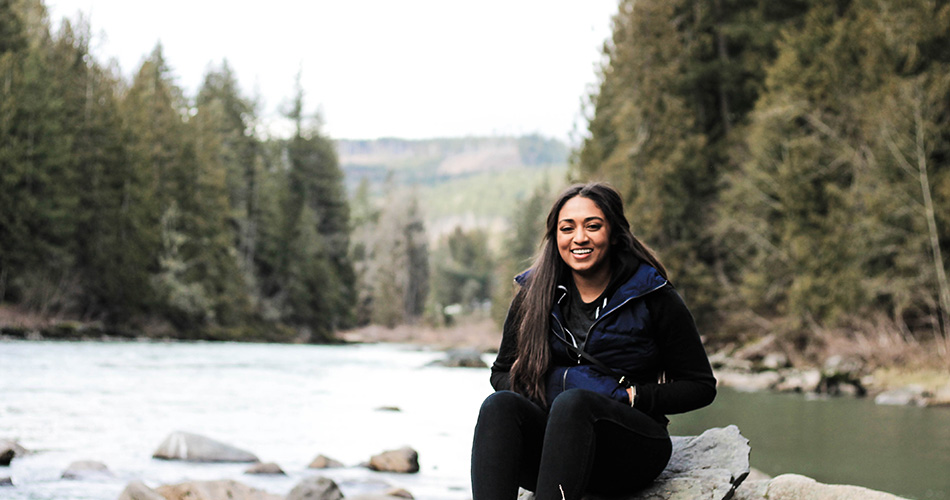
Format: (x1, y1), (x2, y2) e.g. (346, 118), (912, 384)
(336, 135), (570, 242)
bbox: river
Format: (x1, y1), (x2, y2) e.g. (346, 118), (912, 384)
(1, 340), (948, 500)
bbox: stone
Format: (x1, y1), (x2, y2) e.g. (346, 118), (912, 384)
(61, 460), (113, 480)
(773, 370), (821, 393)
(367, 446), (420, 474)
(118, 480), (166, 500)
(0, 476), (12, 486)
(308, 454), (345, 469)
(874, 386), (926, 406)
(760, 352), (790, 371)
(286, 476), (344, 500)
(765, 473), (910, 500)
(518, 426), (751, 500)
(152, 431), (259, 463)
(428, 348), (487, 368)
(156, 479), (282, 500)
(715, 370), (782, 392)
(818, 355), (867, 396)
(0, 439), (28, 466)
(245, 462), (286, 475)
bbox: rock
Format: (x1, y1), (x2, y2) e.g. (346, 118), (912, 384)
(118, 480), (166, 500)
(348, 489), (414, 500)
(874, 386), (926, 406)
(765, 473), (910, 500)
(367, 446), (419, 474)
(760, 352), (790, 371)
(61, 460), (113, 480)
(0, 439), (28, 466)
(773, 370), (821, 393)
(245, 462), (286, 475)
(376, 406), (402, 412)
(152, 431), (259, 463)
(156, 479), (282, 500)
(0, 476), (12, 486)
(428, 348), (487, 368)
(383, 487), (414, 498)
(308, 454), (345, 469)
(519, 426), (750, 500)
(715, 370), (782, 392)
(925, 384), (950, 407)
(818, 355), (867, 396)
(286, 476), (344, 500)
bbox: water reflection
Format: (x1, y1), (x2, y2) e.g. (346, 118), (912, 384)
(669, 387), (950, 500)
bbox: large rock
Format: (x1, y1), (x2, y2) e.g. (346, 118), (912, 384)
(428, 348), (487, 368)
(156, 479), (282, 500)
(308, 454), (345, 469)
(367, 447), (419, 474)
(118, 480), (166, 500)
(764, 473), (910, 500)
(520, 426), (750, 500)
(286, 476), (344, 500)
(244, 462), (285, 475)
(152, 431), (260, 463)
(61, 460), (113, 480)
(0, 439), (28, 466)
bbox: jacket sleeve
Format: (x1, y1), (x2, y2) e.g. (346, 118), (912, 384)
(633, 285), (717, 415)
(490, 288), (525, 391)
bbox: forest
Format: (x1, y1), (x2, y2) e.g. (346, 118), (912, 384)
(2, 0), (950, 368)
(576, 0), (950, 366)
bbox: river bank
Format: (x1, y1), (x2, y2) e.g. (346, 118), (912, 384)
(3, 304), (949, 408)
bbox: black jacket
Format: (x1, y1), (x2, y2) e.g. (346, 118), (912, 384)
(490, 260), (716, 422)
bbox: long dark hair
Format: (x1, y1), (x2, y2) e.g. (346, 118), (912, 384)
(509, 182), (668, 404)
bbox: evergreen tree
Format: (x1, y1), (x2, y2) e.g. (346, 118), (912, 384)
(273, 79), (356, 337)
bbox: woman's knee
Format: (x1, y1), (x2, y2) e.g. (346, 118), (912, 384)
(549, 388), (603, 419)
(477, 390), (533, 423)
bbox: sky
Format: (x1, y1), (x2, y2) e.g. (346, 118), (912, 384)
(44, 0), (619, 143)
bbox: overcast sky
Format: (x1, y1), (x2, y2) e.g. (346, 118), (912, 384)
(45, 0), (618, 143)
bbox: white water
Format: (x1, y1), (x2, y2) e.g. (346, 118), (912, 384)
(0, 340), (495, 500)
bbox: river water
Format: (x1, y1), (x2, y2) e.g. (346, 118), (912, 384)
(1, 340), (948, 500)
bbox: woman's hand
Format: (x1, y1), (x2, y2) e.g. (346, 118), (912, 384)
(626, 386), (637, 407)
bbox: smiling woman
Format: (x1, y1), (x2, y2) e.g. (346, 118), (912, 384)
(470, 182), (717, 500)
(44, 0), (618, 141)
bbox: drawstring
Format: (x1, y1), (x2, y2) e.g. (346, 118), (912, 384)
(594, 297), (608, 319)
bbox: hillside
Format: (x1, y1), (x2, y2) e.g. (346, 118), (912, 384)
(336, 135), (570, 242)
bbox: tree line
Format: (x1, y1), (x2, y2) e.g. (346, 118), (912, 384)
(575, 0), (950, 352)
(1, 0), (359, 341)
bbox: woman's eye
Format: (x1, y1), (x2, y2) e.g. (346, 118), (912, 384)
(587, 224), (601, 231)
(559, 226), (574, 233)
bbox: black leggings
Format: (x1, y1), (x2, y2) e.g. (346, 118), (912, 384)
(471, 389), (672, 500)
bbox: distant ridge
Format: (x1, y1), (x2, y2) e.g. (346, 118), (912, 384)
(336, 135), (568, 192)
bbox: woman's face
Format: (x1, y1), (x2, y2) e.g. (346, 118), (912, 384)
(556, 196), (612, 278)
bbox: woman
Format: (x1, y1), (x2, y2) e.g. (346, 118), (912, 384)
(470, 182), (716, 500)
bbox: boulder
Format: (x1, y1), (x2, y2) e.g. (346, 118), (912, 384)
(818, 355), (867, 396)
(287, 476), (343, 500)
(0, 476), (12, 486)
(874, 386), (926, 406)
(764, 473), (910, 500)
(152, 431), (259, 463)
(118, 480), (166, 500)
(61, 460), (113, 480)
(428, 348), (487, 368)
(367, 446), (419, 474)
(244, 462), (285, 475)
(0, 439), (28, 466)
(519, 426), (750, 500)
(715, 370), (782, 392)
(773, 370), (821, 393)
(309, 454), (345, 469)
(156, 479), (282, 500)
(348, 489), (414, 500)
